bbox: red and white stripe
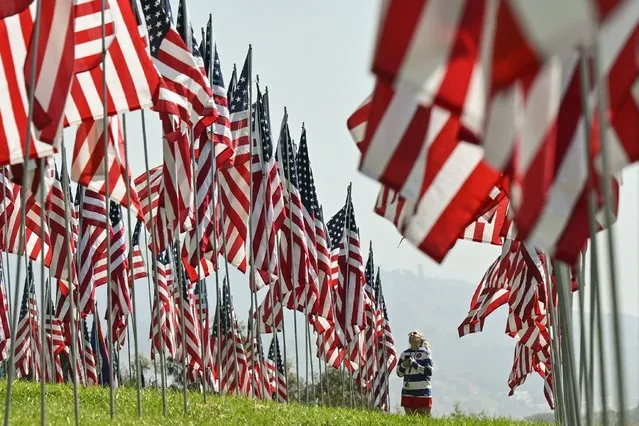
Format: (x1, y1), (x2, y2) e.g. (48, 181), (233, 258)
(73, 0), (116, 73)
(134, 165), (163, 230)
(71, 116), (142, 217)
(0, 5), (62, 167)
(64, 0), (161, 125)
(46, 172), (77, 282)
(76, 188), (107, 318)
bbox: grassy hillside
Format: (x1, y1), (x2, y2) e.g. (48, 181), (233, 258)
(0, 382), (546, 425)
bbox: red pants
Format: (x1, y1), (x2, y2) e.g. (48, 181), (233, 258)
(401, 395), (432, 415)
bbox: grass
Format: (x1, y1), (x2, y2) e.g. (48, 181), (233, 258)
(0, 381), (547, 425)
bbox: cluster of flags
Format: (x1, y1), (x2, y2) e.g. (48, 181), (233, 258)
(347, 0), (638, 410)
(0, 0), (398, 411)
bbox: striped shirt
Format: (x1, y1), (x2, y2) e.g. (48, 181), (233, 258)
(397, 346), (433, 398)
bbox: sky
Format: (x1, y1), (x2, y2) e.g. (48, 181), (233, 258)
(3, 0), (637, 416)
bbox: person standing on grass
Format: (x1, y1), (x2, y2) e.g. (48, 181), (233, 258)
(397, 329), (433, 416)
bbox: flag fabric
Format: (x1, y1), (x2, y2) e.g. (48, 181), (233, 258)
(24, 0), (75, 142)
(46, 167), (77, 282)
(193, 279), (214, 387)
(82, 318), (99, 385)
(0, 174), (52, 265)
(130, 220), (148, 281)
(44, 288), (65, 383)
(267, 335), (287, 402)
(14, 262), (41, 380)
(160, 113), (193, 237)
(149, 250), (177, 359)
(327, 191), (366, 370)
(250, 87), (285, 290)
(201, 18), (233, 165)
(296, 128), (334, 330)
(76, 187), (108, 318)
(276, 114), (309, 293)
(71, 115), (143, 218)
(64, 0), (162, 125)
(0, 0), (33, 18)
(246, 313), (270, 400)
(216, 54), (251, 273)
(140, 0), (216, 128)
(102, 202), (132, 350)
(72, 0), (116, 73)
(134, 165), (163, 230)
(211, 279), (249, 395)
(0, 4), (66, 167)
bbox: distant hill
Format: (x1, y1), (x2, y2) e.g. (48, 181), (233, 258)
(380, 267), (639, 418)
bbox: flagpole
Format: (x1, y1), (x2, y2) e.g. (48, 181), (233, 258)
(37, 158), (47, 424)
(377, 273), (390, 412)
(578, 51), (609, 425)
(319, 204), (330, 407)
(260, 85), (282, 402)
(75, 186), (88, 387)
(173, 235), (189, 412)
(181, 1), (209, 398)
(344, 184), (355, 409)
(276, 260), (289, 399)
(280, 108), (301, 402)
(141, 109), (168, 415)
(25, 259), (36, 382)
(142, 226), (159, 385)
(202, 17), (224, 395)
(542, 259), (564, 424)
(576, 251), (592, 424)
(97, 0), (116, 416)
(122, 114), (143, 415)
(189, 131), (209, 400)
(56, 141), (82, 426)
(245, 45), (257, 400)
(1, 169), (12, 324)
(594, 39), (627, 426)
(3, 0), (42, 421)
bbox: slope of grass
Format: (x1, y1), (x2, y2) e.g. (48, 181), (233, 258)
(0, 381), (546, 425)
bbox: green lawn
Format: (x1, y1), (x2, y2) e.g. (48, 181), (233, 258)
(0, 381), (546, 425)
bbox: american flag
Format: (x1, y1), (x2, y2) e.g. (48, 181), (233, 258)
(134, 165), (163, 230)
(217, 53), (252, 274)
(44, 289), (64, 383)
(250, 87), (285, 290)
(296, 129), (334, 331)
(160, 113), (193, 242)
(103, 202), (132, 350)
(201, 18), (233, 165)
(71, 115), (143, 217)
(72, 0), (115, 73)
(191, 279), (212, 386)
(76, 187), (108, 318)
(64, 0), (161, 125)
(140, 0), (216, 128)
(150, 250), (177, 360)
(227, 53), (252, 164)
(0, 256), (10, 362)
(372, 269), (396, 410)
(0, 1), (72, 163)
(130, 220), (148, 281)
(267, 335), (287, 402)
(0, 174), (52, 265)
(172, 244), (203, 382)
(24, 0), (74, 142)
(211, 279), (249, 395)
(275, 114), (309, 293)
(46, 168), (77, 282)
(327, 191), (366, 370)
(246, 312), (271, 400)
(14, 262), (41, 380)
(82, 318), (99, 385)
